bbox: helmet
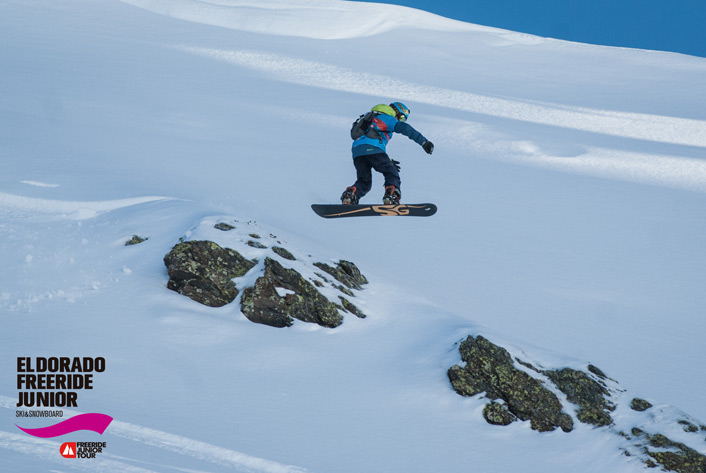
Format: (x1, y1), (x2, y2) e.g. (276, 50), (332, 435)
(371, 104), (396, 116)
(390, 102), (410, 122)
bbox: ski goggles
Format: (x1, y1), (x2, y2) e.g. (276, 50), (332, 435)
(391, 102), (410, 122)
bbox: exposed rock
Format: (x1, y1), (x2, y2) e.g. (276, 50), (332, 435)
(448, 335), (574, 432)
(164, 231), (369, 329)
(587, 364), (608, 379)
(338, 296), (366, 319)
(631, 398), (653, 412)
(240, 257), (343, 328)
(214, 222), (235, 231)
(125, 235), (148, 246)
(515, 358), (542, 373)
(314, 260), (368, 291)
(447, 334), (706, 472)
(678, 420), (699, 433)
(272, 246), (296, 261)
(312, 272), (353, 297)
(335, 284), (354, 297)
(447, 364), (486, 397)
(483, 402), (517, 426)
(631, 428), (706, 473)
(545, 367), (615, 426)
(164, 240), (256, 307)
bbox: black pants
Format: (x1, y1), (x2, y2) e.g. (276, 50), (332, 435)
(351, 153), (400, 199)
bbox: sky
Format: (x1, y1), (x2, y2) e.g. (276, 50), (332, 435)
(354, 0), (706, 58)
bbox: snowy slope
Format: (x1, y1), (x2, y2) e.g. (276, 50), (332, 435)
(1, 0), (706, 472)
(119, 0), (481, 39)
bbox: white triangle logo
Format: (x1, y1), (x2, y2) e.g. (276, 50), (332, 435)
(62, 444), (74, 456)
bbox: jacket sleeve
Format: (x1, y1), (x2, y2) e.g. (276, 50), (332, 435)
(394, 121), (427, 146)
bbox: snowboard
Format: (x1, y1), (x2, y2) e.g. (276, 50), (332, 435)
(311, 203), (437, 219)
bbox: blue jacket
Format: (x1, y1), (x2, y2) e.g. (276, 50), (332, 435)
(351, 113), (427, 158)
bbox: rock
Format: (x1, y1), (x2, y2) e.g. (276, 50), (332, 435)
(240, 258), (343, 328)
(447, 364), (486, 397)
(272, 246), (296, 261)
(448, 334), (706, 472)
(448, 335), (574, 432)
(545, 367), (614, 426)
(630, 398), (653, 412)
(164, 240), (256, 307)
(335, 284), (354, 297)
(587, 364), (608, 379)
(314, 260), (368, 290)
(678, 420), (699, 433)
(631, 428), (706, 473)
(483, 402), (517, 426)
(214, 222), (235, 231)
(125, 235), (148, 246)
(164, 236), (368, 329)
(338, 296), (366, 318)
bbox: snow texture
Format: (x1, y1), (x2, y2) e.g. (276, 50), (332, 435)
(1, 0), (705, 472)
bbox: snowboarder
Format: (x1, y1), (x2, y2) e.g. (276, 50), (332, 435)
(341, 102), (434, 205)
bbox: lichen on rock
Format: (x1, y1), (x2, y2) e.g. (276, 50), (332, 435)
(272, 246), (296, 261)
(338, 296), (366, 319)
(163, 240), (256, 307)
(214, 222), (235, 231)
(483, 402), (517, 426)
(314, 260), (368, 291)
(164, 227), (370, 329)
(631, 428), (706, 473)
(448, 335), (574, 432)
(678, 420), (700, 433)
(545, 367), (615, 426)
(125, 235), (148, 246)
(630, 398), (653, 412)
(447, 333), (706, 471)
(240, 257), (344, 328)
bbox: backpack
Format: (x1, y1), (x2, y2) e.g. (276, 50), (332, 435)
(350, 111), (381, 140)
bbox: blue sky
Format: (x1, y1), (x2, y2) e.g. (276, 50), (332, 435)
(355, 0), (706, 58)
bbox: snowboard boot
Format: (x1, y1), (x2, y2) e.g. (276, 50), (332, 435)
(383, 186), (401, 205)
(340, 186), (359, 205)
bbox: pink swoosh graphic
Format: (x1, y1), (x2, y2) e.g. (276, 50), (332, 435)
(16, 413), (113, 438)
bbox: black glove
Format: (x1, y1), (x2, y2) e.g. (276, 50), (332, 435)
(391, 159), (401, 172)
(422, 141), (434, 155)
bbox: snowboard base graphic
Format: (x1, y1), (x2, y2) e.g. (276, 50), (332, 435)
(311, 203), (437, 219)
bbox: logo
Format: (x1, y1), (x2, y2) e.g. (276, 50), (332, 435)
(14, 355), (113, 461)
(60, 442), (76, 458)
(323, 204), (430, 218)
(16, 413), (113, 438)
(371, 204), (415, 216)
(58, 441), (107, 459)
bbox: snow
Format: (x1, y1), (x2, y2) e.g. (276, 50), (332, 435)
(1, 0), (705, 472)
(119, 0), (481, 39)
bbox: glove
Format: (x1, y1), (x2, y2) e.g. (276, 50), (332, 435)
(391, 159), (401, 172)
(422, 141), (434, 155)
